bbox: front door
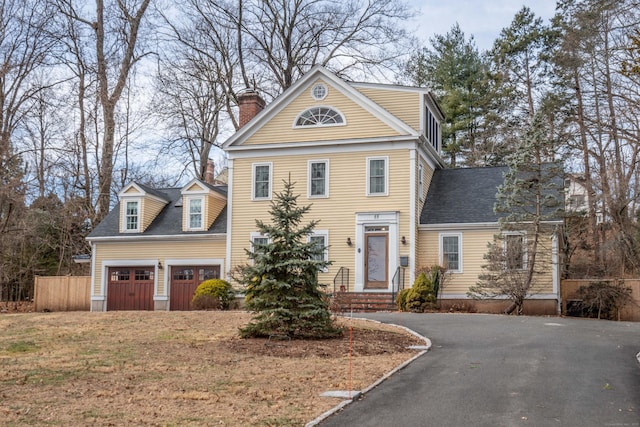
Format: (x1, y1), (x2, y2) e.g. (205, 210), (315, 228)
(365, 232), (388, 289)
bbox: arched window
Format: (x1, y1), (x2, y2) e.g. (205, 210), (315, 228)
(294, 107), (345, 127)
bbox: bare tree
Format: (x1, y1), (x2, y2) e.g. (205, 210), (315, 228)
(55, 0), (152, 224)
(155, 0), (415, 176)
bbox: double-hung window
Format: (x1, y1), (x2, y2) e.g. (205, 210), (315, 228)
(308, 231), (329, 272)
(504, 233), (526, 270)
(250, 233), (270, 263)
(308, 160), (328, 198)
(124, 200), (140, 232)
(253, 163), (272, 200)
(440, 233), (462, 273)
(367, 157), (388, 196)
(188, 198), (203, 230)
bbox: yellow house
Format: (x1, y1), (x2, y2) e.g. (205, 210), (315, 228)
(86, 65), (562, 313)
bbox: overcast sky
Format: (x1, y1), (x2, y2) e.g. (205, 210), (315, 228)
(408, 0), (558, 51)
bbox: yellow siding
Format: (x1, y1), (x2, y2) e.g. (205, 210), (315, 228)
(92, 239), (226, 296)
(230, 149), (413, 283)
(245, 79), (401, 145)
(123, 186), (141, 195)
(356, 87), (421, 131)
(418, 228), (554, 295)
(206, 194), (226, 229)
(186, 182), (204, 192)
(141, 197), (167, 232)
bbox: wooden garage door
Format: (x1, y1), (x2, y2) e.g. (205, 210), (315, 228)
(107, 267), (154, 311)
(170, 265), (221, 311)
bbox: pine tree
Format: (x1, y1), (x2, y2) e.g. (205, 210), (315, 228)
(468, 112), (563, 314)
(236, 178), (342, 339)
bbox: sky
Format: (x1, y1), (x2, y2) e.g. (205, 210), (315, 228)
(408, 0), (559, 51)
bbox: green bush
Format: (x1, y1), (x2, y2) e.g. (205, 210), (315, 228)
(192, 279), (235, 310)
(396, 288), (411, 311)
(405, 272), (437, 312)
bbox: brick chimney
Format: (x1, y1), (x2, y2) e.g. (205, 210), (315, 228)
(205, 160), (215, 184)
(238, 89), (265, 128)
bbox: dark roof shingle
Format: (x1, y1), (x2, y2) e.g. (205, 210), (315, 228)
(87, 186), (227, 238)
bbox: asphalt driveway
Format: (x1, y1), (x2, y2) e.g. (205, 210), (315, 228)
(320, 313), (640, 427)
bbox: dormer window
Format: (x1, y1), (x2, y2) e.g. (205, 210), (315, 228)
(187, 197), (204, 230)
(294, 107), (345, 127)
(124, 200), (140, 232)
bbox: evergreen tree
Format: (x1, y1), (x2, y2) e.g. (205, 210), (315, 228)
(235, 178), (342, 339)
(405, 24), (491, 166)
(468, 112), (563, 314)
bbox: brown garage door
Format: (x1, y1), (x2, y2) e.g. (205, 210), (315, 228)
(170, 265), (221, 311)
(107, 267), (154, 311)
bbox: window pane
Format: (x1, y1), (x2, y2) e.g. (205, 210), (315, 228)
(126, 201), (138, 230)
(505, 235), (524, 270)
(309, 235), (326, 262)
(296, 107), (343, 126)
(310, 162), (326, 196)
(254, 165), (270, 198)
(369, 159), (385, 194)
(189, 199), (202, 228)
(442, 236), (459, 271)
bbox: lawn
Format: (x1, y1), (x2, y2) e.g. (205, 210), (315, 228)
(0, 311), (423, 426)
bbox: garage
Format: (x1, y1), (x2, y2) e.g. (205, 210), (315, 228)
(107, 267), (155, 310)
(170, 265), (221, 311)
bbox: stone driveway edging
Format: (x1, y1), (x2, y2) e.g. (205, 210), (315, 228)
(305, 317), (432, 427)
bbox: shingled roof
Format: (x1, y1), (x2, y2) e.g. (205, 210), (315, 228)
(420, 166), (507, 225)
(87, 186), (227, 239)
(420, 165), (564, 226)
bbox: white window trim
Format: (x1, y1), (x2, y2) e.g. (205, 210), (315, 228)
(308, 230), (329, 272)
(439, 232), (463, 273)
(502, 231), (528, 270)
(292, 105), (347, 128)
(366, 156), (389, 196)
(308, 159), (329, 198)
(186, 196), (205, 231)
(250, 232), (271, 246)
(121, 198), (141, 233)
(252, 162), (272, 201)
(310, 83), (328, 100)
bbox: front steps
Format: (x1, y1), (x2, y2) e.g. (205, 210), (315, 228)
(332, 292), (397, 313)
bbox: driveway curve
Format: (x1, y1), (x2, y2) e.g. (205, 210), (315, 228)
(320, 313), (640, 427)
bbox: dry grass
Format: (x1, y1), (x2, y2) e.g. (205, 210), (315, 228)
(0, 311), (423, 426)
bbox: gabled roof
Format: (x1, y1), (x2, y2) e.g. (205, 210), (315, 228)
(420, 166), (564, 226)
(118, 182), (171, 202)
(87, 186), (227, 240)
(223, 65), (420, 149)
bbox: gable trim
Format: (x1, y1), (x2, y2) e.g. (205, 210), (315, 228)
(223, 65), (418, 149)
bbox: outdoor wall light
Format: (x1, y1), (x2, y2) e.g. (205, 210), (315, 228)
(158, 261), (163, 269)
(401, 236), (407, 245)
(346, 237), (352, 246)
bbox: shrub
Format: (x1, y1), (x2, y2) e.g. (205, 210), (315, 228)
(405, 272), (437, 312)
(396, 288), (411, 311)
(576, 280), (633, 320)
(192, 279), (235, 310)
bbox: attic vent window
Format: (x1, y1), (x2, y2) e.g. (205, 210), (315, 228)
(294, 107), (345, 127)
(311, 83), (327, 100)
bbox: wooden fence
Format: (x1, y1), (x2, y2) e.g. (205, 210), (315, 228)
(561, 279), (640, 321)
(34, 276), (91, 312)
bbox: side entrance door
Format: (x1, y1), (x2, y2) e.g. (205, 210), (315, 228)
(170, 265), (221, 311)
(364, 229), (388, 289)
